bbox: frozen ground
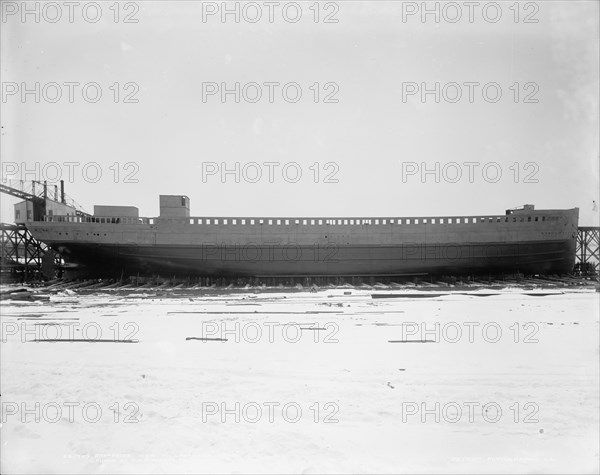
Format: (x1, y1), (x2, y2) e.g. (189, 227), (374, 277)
(1, 285), (599, 474)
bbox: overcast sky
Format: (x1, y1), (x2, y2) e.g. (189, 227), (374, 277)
(1, 0), (598, 225)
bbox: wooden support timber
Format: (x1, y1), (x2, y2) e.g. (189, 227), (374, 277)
(0, 223), (61, 282)
(575, 227), (600, 275)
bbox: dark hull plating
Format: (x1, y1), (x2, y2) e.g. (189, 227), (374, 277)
(47, 240), (576, 277)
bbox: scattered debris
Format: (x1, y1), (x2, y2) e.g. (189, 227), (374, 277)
(31, 339), (138, 343)
(185, 337), (228, 342)
(388, 340), (436, 343)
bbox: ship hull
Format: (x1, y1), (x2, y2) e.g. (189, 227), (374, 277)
(42, 240), (575, 277)
(26, 208), (579, 278)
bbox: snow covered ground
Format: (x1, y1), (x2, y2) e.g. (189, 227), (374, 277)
(1, 286), (599, 474)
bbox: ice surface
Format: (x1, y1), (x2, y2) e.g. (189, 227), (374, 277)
(1, 287), (598, 474)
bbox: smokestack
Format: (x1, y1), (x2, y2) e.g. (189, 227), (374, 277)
(32, 181), (36, 196)
(60, 180), (65, 204)
(54, 184), (58, 201)
(43, 181), (47, 200)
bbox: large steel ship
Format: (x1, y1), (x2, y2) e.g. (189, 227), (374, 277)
(16, 193), (579, 277)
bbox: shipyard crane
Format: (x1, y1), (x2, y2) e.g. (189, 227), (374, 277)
(0, 180), (91, 220)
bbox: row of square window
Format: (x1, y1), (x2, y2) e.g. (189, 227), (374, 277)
(45, 215), (558, 225)
(185, 216), (554, 225)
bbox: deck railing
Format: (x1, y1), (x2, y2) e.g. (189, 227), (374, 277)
(41, 214), (563, 226)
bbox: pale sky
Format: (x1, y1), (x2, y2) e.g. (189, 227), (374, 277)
(1, 0), (598, 225)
